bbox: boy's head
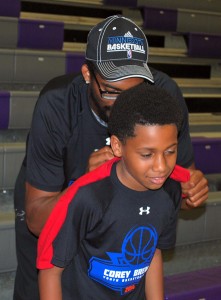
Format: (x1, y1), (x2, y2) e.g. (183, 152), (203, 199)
(108, 83), (183, 191)
(108, 83), (183, 142)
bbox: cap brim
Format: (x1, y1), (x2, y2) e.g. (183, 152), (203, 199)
(95, 60), (154, 83)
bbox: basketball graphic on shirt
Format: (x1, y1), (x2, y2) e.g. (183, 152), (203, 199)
(122, 226), (157, 265)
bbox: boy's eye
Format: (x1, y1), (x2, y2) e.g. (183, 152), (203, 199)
(141, 153), (152, 158)
(165, 149), (176, 155)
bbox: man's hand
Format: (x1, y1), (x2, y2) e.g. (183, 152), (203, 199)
(181, 169), (209, 209)
(87, 146), (114, 173)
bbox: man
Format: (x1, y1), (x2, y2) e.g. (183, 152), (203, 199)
(37, 83), (189, 300)
(13, 15), (208, 300)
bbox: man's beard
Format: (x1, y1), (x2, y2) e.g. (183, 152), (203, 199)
(89, 89), (112, 123)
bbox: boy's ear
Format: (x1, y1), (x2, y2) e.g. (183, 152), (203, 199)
(110, 135), (123, 157)
(81, 64), (91, 83)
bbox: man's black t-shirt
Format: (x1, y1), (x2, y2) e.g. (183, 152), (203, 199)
(15, 69), (193, 211)
(26, 74), (109, 192)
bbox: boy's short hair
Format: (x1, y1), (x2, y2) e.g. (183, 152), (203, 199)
(108, 83), (183, 142)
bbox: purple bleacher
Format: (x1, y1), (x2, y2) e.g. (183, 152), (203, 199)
(192, 137), (221, 174)
(141, 7), (177, 31)
(187, 33), (221, 58)
(0, 91), (10, 129)
(0, 0), (20, 17)
(65, 53), (85, 75)
(103, 0), (137, 7)
(17, 19), (64, 50)
(164, 266), (221, 300)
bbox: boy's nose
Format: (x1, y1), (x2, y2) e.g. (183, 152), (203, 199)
(152, 155), (167, 173)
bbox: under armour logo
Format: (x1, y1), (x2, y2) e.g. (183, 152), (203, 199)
(139, 206), (150, 215)
(106, 137), (110, 145)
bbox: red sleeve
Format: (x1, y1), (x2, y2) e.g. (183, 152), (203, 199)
(37, 158), (119, 269)
(170, 164), (190, 183)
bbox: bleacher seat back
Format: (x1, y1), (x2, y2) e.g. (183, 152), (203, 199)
(192, 137), (221, 174)
(0, 0), (20, 18)
(17, 19), (64, 50)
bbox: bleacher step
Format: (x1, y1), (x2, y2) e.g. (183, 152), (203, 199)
(20, 11), (105, 26)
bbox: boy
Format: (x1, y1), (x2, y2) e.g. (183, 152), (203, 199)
(37, 83), (190, 299)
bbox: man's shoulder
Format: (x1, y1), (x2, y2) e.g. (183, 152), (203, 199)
(40, 73), (84, 96)
(150, 67), (185, 108)
(150, 67), (179, 92)
(34, 73), (86, 117)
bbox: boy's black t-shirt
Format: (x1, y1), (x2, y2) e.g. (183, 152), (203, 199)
(37, 158), (185, 299)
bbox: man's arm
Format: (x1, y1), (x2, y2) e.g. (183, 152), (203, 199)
(25, 145), (114, 237)
(145, 249), (164, 300)
(38, 266), (63, 300)
(25, 183), (67, 236)
(181, 163), (209, 209)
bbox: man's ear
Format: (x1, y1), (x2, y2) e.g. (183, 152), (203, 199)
(81, 64), (91, 84)
(110, 135), (123, 157)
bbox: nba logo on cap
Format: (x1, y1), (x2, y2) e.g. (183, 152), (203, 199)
(127, 49), (132, 59)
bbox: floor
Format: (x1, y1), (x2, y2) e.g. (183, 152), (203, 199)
(0, 271), (15, 300)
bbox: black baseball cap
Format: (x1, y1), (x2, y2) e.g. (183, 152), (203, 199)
(85, 15), (154, 83)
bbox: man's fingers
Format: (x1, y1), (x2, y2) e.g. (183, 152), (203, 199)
(180, 169), (209, 210)
(181, 185), (209, 210)
(87, 146), (114, 172)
